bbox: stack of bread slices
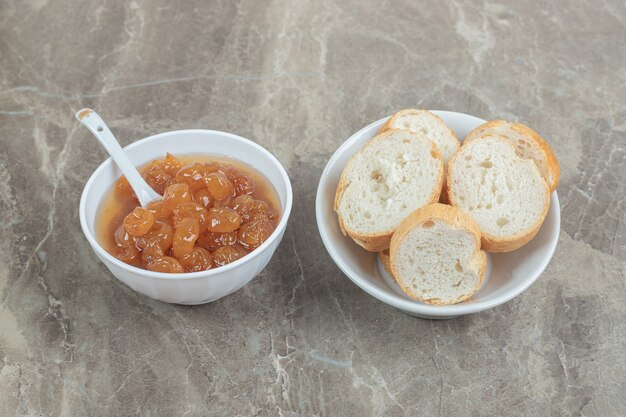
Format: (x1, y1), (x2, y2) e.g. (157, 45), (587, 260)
(334, 110), (559, 305)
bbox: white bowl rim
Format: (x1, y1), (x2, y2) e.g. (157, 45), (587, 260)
(79, 129), (293, 281)
(315, 111), (561, 316)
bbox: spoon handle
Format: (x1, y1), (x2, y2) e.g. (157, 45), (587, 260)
(75, 108), (161, 207)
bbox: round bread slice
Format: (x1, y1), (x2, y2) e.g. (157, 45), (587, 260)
(389, 204), (487, 305)
(446, 135), (550, 252)
(334, 129), (444, 252)
(378, 109), (460, 164)
(465, 120), (560, 191)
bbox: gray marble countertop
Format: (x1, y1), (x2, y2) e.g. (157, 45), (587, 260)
(1, 1), (624, 416)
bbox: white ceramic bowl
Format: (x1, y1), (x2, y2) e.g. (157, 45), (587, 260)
(316, 111), (560, 319)
(80, 129), (293, 304)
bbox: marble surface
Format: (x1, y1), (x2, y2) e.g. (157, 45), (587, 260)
(1, 0), (625, 415)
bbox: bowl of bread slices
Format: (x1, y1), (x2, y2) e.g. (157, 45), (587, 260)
(316, 110), (560, 318)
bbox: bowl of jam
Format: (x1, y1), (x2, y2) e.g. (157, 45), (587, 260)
(80, 129), (292, 304)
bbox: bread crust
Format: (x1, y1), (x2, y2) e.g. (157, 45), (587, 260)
(465, 120), (560, 191)
(334, 130), (444, 252)
(388, 203), (487, 305)
(446, 135), (551, 252)
(379, 249), (394, 278)
(377, 114), (395, 134)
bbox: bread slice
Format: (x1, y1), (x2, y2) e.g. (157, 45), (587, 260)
(334, 129), (444, 252)
(378, 109), (460, 164)
(446, 135), (550, 252)
(389, 204), (487, 305)
(465, 120), (560, 191)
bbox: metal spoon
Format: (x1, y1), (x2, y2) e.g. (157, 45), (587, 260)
(75, 108), (161, 206)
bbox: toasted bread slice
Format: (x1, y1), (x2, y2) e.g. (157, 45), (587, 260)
(334, 129), (444, 252)
(389, 204), (487, 305)
(378, 109), (460, 164)
(446, 135), (550, 252)
(465, 120), (560, 191)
